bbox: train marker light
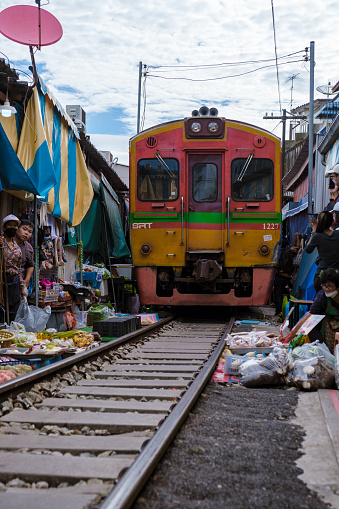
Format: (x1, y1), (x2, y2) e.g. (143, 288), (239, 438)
(141, 244), (152, 254)
(258, 244), (270, 255)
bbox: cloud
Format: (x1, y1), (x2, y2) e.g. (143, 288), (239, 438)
(1, 0), (338, 161)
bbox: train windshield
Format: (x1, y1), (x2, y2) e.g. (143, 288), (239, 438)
(231, 158), (274, 201)
(137, 158), (179, 201)
(192, 163), (218, 202)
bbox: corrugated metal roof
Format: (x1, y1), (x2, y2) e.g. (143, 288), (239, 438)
(315, 101), (339, 119)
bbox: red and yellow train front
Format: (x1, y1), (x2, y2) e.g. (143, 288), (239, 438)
(129, 115), (281, 306)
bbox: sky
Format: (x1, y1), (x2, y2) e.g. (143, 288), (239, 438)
(0, 0), (338, 166)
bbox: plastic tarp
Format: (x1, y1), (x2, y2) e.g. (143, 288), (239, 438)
(292, 248), (317, 301)
(100, 175), (130, 258)
(67, 176), (130, 259)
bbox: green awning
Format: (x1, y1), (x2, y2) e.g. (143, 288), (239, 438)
(67, 175), (130, 260)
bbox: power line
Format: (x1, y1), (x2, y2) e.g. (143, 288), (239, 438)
(147, 59), (303, 82)
(148, 50), (305, 71)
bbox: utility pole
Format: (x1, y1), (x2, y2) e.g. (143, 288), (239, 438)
(137, 62), (147, 134)
(263, 110), (307, 177)
(137, 61), (142, 134)
(308, 41), (315, 221)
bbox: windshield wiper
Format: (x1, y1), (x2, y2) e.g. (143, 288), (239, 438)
(237, 153), (254, 181)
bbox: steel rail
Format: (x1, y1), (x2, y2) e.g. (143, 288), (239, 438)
(100, 316), (235, 509)
(0, 316), (174, 400)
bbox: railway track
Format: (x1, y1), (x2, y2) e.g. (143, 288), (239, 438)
(0, 316), (233, 509)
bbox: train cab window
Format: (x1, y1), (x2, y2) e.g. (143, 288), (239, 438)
(231, 158), (274, 201)
(137, 158), (179, 201)
(192, 163), (218, 202)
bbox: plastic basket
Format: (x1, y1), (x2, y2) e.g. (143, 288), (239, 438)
(93, 317), (137, 338)
(76, 271), (97, 282)
(75, 272), (100, 288)
(0, 331), (15, 348)
(223, 353), (248, 375)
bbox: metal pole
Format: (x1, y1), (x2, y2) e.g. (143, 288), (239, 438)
(137, 61), (142, 134)
(281, 109), (286, 178)
(34, 196), (39, 307)
(78, 224), (83, 286)
(308, 41), (315, 221)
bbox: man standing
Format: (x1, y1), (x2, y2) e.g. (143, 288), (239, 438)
(15, 220), (34, 288)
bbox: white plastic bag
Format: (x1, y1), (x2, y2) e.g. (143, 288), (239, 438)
(292, 341), (335, 368)
(71, 305), (87, 328)
(14, 298), (51, 333)
(286, 356), (335, 391)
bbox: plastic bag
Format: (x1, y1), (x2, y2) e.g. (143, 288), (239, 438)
(71, 306), (87, 328)
(127, 294), (140, 314)
(286, 356), (335, 391)
(239, 347), (294, 387)
(292, 341), (335, 369)
(87, 305), (114, 326)
(14, 298), (51, 333)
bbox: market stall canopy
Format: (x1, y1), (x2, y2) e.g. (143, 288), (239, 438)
(0, 91), (55, 198)
(37, 77), (94, 226)
(0, 76), (94, 225)
(67, 175), (130, 259)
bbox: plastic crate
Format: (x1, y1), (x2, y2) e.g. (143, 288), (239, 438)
(223, 353), (248, 375)
(92, 317), (137, 338)
(76, 271), (97, 282)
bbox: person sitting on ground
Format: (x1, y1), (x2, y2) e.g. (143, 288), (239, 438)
(305, 210), (339, 293)
(15, 219), (34, 288)
(285, 268), (339, 354)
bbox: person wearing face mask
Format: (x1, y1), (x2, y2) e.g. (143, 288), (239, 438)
(15, 220), (34, 288)
(305, 210), (339, 293)
(285, 268), (339, 353)
(0, 215), (27, 322)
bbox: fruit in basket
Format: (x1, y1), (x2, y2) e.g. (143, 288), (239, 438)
(72, 331), (95, 347)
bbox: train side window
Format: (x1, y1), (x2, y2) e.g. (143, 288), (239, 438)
(192, 163), (218, 202)
(231, 158), (274, 201)
(137, 158), (179, 201)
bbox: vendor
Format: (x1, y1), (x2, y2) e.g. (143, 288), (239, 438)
(286, 268), (339, 353)
(0, 215), (28, 322)
(15, 219), (34, 288)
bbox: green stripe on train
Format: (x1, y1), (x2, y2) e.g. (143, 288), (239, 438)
(130, 212), (282, 223)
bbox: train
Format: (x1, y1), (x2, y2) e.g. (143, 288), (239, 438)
(129, 106), (281, 306)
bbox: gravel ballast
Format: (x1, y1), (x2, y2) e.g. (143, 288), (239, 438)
(133, 383), (330, 509)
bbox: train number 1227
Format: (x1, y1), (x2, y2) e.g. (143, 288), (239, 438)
(263, 223), (280, 229)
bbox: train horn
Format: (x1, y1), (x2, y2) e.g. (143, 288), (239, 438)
(209, 107), (219, 116)
(199, 106), (210, 116)
(191, 110), (199, 117)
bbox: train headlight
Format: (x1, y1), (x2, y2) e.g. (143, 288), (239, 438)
(141, 244), (152, 255)
(208, 121), (219, 133)
(191, 121), (202, 133)
(258, 244), (270, 256)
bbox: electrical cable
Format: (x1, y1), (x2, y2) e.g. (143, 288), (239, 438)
(147, 59), (303, 82)
(270, 0), (282, 114)
(148, 50), (305, 71)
